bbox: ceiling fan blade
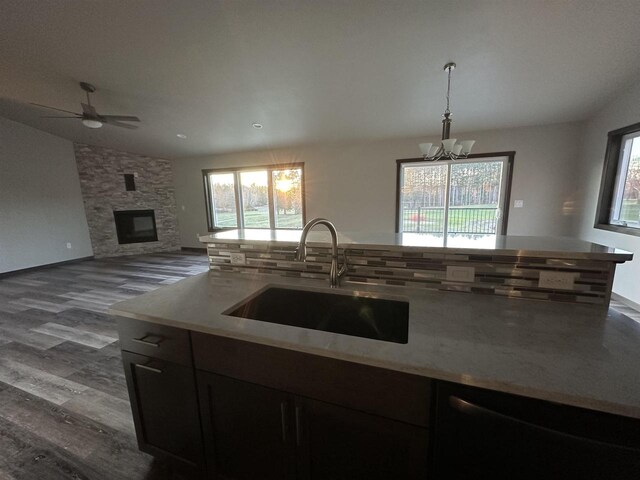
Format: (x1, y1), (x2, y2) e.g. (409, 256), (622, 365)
(41, 116), (82, 118)
(105, 119), (139, 130)
(81, 102), (97, 116)
(30, 103), (81, 115)
(100, 115), (141, 122)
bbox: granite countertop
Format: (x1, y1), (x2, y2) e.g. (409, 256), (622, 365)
(110, 271), (640, 419)
(198, 230), (633, 262)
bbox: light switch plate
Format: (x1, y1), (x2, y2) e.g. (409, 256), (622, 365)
(446, 266), (475, 282)
(514, 199), (524, 208)
(538, 271), (575, 290)
(230, 253), (247, 265)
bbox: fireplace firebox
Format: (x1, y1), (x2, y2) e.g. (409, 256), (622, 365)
(113, 210), (158, 244)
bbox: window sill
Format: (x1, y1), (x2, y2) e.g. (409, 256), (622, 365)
(594, 223), (640, 237)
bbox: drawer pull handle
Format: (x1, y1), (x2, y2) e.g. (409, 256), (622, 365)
(136, 364), (163, 374)
(131, 335), (162, 347)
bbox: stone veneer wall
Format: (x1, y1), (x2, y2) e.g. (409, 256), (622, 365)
(206, 242), (616, 307)
(74, 143), (181, 258)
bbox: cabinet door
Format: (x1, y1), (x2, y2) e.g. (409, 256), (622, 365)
(295, 397), (429, 480)
(197, 371), (296, 480)
(121, 351), (203, 468)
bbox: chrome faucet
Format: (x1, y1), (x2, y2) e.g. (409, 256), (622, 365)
(295, 218), (347, 288)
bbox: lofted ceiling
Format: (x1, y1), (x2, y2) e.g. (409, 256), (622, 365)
(1, 0), (639, 159)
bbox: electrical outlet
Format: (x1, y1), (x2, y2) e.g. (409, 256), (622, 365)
(446, 266), (475, 282)
(538, 271), (575, 290)
(514, 200), (524, 208)
(66, 242), (72, 249)
(230, 253), (246, 265)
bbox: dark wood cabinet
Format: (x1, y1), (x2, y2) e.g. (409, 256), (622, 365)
(198, 372), (296, 480)
(117, 318), (640, 480)
(197, 371), (429, 480)
(296, 396), (429, 480)
(121, 351), (204, 476)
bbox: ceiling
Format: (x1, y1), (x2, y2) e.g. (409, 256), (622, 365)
(1, 0), (639, 159)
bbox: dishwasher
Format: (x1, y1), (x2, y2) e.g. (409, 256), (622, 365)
(431, 381), (640, 480)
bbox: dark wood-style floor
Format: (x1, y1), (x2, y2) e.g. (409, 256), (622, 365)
(0, 252), (638, 479)
(0, 252), (209, 480)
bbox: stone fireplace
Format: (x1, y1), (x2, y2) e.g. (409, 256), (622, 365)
(74, 143), (181, 258)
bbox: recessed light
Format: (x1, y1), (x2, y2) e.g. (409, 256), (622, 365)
(252, 123), (263, 129)
(176, 133), (187, 139)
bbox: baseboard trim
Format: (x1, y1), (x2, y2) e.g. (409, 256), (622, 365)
(181, 247), (207, 254)
(611, 292), (640, 312)
(0, 256), (95, 278)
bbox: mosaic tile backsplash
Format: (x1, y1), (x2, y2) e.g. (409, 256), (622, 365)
(206, 242), (616, 307)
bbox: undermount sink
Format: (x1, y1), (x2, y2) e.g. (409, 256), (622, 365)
(225, 286), (409, 344)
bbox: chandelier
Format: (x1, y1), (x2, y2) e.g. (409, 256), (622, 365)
(419, 62), (475, 161)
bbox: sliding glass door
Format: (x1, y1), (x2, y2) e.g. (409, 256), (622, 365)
(398, 156), (511, 235)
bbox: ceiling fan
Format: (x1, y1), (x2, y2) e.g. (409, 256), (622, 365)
(31, 82), (140, 129)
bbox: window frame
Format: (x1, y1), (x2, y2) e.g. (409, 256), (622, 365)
(595, 122), (640, 237)
(202, 162), (306, 231)
(394, 152), (515, 235)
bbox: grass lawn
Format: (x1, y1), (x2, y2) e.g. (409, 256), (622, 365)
(215, 211), (302, 228)
(402, 205), (498, 233)
(620, 201), (640, 223)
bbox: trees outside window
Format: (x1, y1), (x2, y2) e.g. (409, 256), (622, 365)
(396, 154), (514, 236)
(595, 122), (640, 236)
(204, 165), (305, 230)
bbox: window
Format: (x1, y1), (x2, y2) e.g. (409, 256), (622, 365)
(395, 153), (514, 235)
(596, 122), (640, 235)
(203, 164), (305, 230)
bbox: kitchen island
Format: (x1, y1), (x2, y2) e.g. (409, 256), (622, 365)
(110, 232), (639, 479)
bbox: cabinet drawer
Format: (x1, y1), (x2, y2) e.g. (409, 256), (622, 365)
(116, 317), (191, 366)
(192, 333), (432, 427)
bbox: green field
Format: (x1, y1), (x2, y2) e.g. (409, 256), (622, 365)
(620, 201), (640, 223)
(401, 205), (498, 233)
(216, 211), (302, 228)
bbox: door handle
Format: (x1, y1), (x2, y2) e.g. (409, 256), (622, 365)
(295, 405), (303, 447)
(449, 395), (640, 452)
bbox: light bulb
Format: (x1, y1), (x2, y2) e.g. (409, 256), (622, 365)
(82, 119), (103, 129)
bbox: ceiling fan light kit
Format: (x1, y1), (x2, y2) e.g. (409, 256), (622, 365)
(420, 62), (475, 161)
(81, 119), (103, 129)
(31, 82), (141, 130)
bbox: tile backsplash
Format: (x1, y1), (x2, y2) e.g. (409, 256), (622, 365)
(206, 242), (615, 307)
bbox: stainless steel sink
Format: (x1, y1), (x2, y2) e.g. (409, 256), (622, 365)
(224, 286), (409, 344)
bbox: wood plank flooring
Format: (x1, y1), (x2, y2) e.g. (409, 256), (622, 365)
(0, 252), (208, 480)
(0, 251), (638, 479)
(610, 298), (640, 323)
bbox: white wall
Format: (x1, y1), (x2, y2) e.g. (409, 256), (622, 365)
(0, 117), (93, 273)
(574, 81), (640, 304)
(172, 122), (583, 248)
